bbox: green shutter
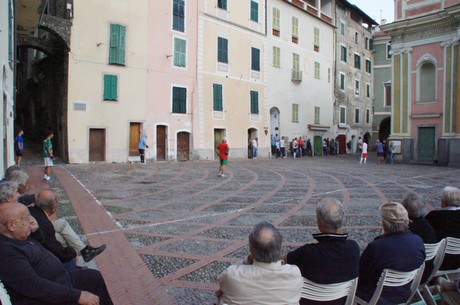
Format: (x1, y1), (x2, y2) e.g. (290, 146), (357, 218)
(218, 37), (228, 63)
(250, 91), (259, 114)
(173, 87), (186, 113)
(252, 48), (260, 71)
(174, 38), (186, 67)
(213, 84), (223, 111)
(111, 76), (118, 100)
(251, 1), (258, 22)
(119, 26), (126, 65)
(109, 24), (126, 65)
(103, 74), (117, 101)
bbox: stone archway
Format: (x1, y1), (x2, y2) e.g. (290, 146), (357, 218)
(379, 117), (391, 141)
(270, 107), (280, 137)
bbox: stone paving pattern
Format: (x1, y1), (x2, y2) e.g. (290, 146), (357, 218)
(24, 154), (460, 305)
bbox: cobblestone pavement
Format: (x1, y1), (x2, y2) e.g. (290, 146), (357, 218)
(24, 153), (460, 305)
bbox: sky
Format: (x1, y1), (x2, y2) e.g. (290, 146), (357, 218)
(347, 0), (395, 24)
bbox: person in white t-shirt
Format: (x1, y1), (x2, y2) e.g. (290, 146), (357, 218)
(359, 142), (368, 164)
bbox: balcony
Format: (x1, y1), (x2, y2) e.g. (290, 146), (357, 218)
(291, 69), (302, 82)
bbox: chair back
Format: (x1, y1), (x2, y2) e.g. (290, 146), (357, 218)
(424, 239), (446, 284)
(367, 264), (425, 305)
(300, 277), (357, 305)
(435, 237), (460, 278)
(0, 280), (12, 305)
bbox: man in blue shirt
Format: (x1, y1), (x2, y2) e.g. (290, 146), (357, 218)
(14, 129), (24, 166)
(138, 134), (149, 164)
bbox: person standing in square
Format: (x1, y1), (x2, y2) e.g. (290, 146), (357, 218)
(216, 137), (229, 177)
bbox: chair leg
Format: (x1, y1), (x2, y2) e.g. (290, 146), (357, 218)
(420, 285), (439, 305)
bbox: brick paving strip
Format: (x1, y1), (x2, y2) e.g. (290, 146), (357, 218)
(26, 165), (177, 305)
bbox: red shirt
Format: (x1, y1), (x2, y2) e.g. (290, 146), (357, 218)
(217, 142), (229, 160)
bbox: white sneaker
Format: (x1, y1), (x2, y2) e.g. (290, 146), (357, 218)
(221, 174), (226, 178)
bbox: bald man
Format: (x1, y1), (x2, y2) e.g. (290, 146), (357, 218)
(0, 202), (113, 305)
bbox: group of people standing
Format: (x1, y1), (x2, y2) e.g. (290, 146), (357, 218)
(270, 134), (313, 159)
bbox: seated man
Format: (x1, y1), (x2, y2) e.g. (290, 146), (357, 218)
(30, 190), (106, 272)
(426, 186), (460, 270)
(217, 221), (302, 305)
(0, 181), (20, 204)
(0, 202), (114, 305)
(2, 168), (36, 205)
(357, 202), (425, 304)
(282, 198), (360, 305)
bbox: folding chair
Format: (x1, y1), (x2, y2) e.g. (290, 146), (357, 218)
(301, 277), (358, 305)
(414, 239), (446, 305)
(354, 264), (425, 305)
(0, 280), (12, 305)
(435, 237), (460, 279)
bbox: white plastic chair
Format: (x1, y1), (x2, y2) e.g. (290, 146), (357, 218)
(435, 237), (460, 278)
(300, 277), (358, 305)
(0, 280), (12, 305)
(414, 239), (446, 305)
(354, 264), (425, 305)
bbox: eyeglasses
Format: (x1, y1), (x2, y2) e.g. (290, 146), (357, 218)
(3, 214), (31, 226)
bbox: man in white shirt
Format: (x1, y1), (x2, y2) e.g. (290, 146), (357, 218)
(216, 221), (302, 305)
(359, 141), (368, 164)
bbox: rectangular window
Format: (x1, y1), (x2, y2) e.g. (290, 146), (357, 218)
(250, 0), (258, 22)
(172, 87), (187, 114)
(172, 0), (185, 32)
(366, 59), (371, 73)
(355, 108), (360, 123)
(292, 16), (299, 41)
(339, 106), (346, 124)
(217, 37), (228, 63)
(314, 62), (320, 79)
(293, 53), (300, 70)
(174, 38), (186, 67)
(109, 24), (126, 65)
(218, 0), (227, 10)
(328, 68), (331, 83)
(272, 8), (280, 36)
(292, 103), (299, 123)
(384, 83), (392, 106)
(355, 80), (360, 95)
(213, 84), (223, 111)
(250, 91), (259, 114)
(340, 20), (345, 35)
(340, 73), (346, 90)
(366, 109), (370, 123)
(354, 54), (361, 69)
(354, 32), (359, 44)
(314, 28), (320, 51)
(365, 37), (370, 50)
(103, 74), (118, 101)
(366, 83), (370, 97)
(273, 46), (280, 68)
(251, 47), (260, 71)
(314, 107), (320, 124)
(386, 44), (392, 60)
(340, 45), (347, 62)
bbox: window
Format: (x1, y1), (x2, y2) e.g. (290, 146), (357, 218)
(174, 38), (186, 67)
(8, 0), (13, 61)
(366, 83), (370, 97)
(340, 73), (346, 91)
(314, 107), (320, 124)
(273, 46), (280, 68)
(109, 24), (126, 65)
(384, 83), (391, 107)
(354, 32), (359, 44)
(354, 54), (361, 69)
(292, 17), (299, 43)
(217, 37), (228, 63)
(250, 0), (258, 22)
(366, 109), (370, 123)
(339, 106), (346, 124)
(251, 47), (260, 71)
(340, 20), (345, 36)
(172, 0), (185, 32)
(292, 103), (299, 123)
(293, 53), (300, 71)
(314, 62), (320, 79)
(355, 108), (360, 123)
(365, 37), (370, 50)
(272, 8), (280, 36)
(340, 45), (347, 62)
(386, 44), (392, 60)
(314, 28), (320, 51)
(213, 84), (223, 111)
(418, 62), (436, 102)
(328, 68), (331, 83)
(355, 80), (360, 95)
(365, 59), (371, 73)
(218, 0), (227, 10)
(250, 91), (259, 114)
(103, 74), (118, 101)
(172, 87), (187, 113)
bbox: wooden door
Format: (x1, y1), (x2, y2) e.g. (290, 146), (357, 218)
(338, 134), (346, 154)
(129, 123), (141, 156)
(418, 127), (435, 162)
(214, 129), (224, 160)
(313, 136), (322, 156)
(156, 125), (166, 161)
(177, 132), (190, 161)
(89, 129), (106, 161)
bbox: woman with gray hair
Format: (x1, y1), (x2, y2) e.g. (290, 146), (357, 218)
(401, 193), (437, 244)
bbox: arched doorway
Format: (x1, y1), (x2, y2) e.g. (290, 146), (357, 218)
(247, 128), (258, 159)
(270, 107), (280, 137)
(378, 117), (391, 141)
(363, 132), (371, 145)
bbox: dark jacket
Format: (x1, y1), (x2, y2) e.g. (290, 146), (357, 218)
(29, 205), (77, 262)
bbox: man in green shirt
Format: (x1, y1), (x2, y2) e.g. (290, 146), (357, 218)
(42, 131), (55, 181)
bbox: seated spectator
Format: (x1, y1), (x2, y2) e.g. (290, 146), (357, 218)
(3, 168), (36, 205)
(30, 190), (106, 272)
(357, 202), (425, 304)
(402, 193), (437, 283)
(426, 186), (460, 270)
(1, 165), (21, 182)
(282, 198), (360, 305)
(438, 277), (460, 305)
(0, 181), (20, 204)
(0, 202), (114, 305)
(216, 221), (302, 305)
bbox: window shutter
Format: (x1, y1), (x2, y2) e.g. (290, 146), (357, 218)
(213, 84), (223, 111)
(109, 24), (119, 63)
(251, 1), (258, 22)
(118, 26), (126, 65)
(111, 75), (118, 100)
(252, 48), (260, 71)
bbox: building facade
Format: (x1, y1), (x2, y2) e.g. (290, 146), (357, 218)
(382, 0), (460, 166)
(333, 0), (376, 154)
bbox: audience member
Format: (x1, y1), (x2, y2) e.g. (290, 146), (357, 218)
(30, 190), (106, 272)
(216, 221), (302, 305)
(357, 202), (425, 304)
(282, 198), (360, 305)
(0, 181), (20, 204)
(426, 186), (460, 270)
(3, 169), (36, 205)
(0, 202), (113, 305)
